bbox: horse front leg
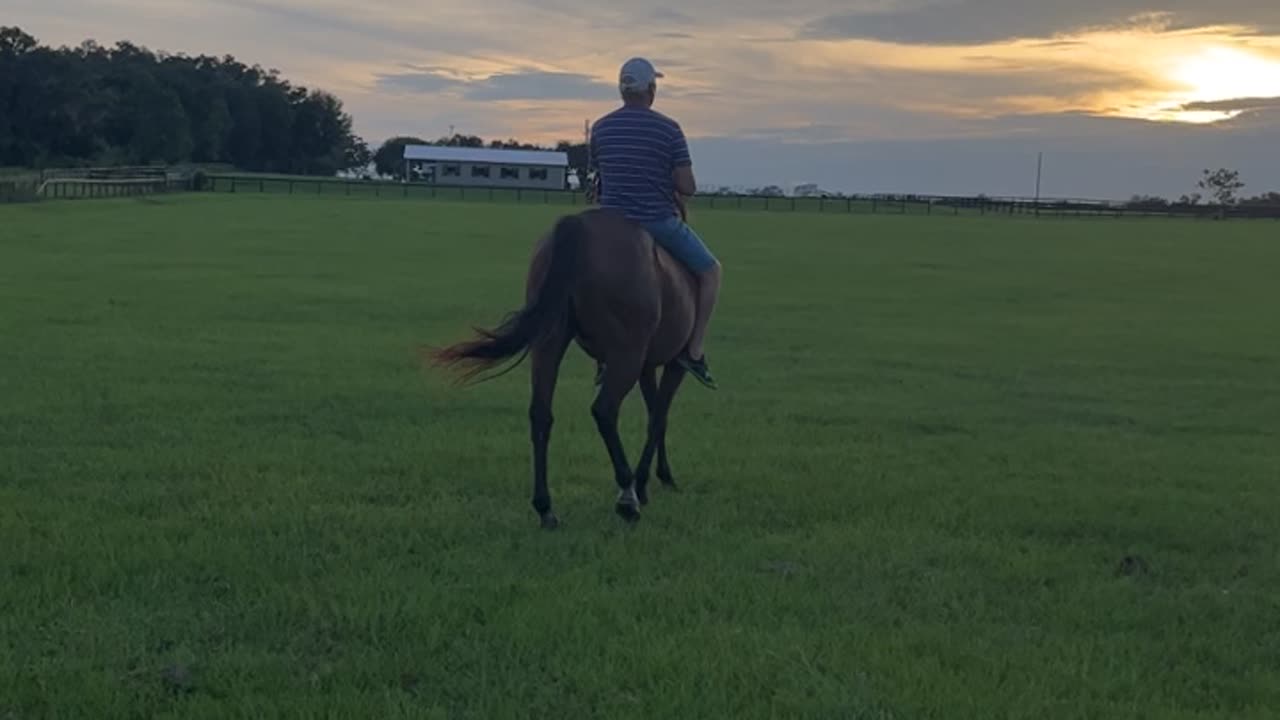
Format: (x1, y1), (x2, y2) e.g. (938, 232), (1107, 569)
(591, 351), (645, 522)
(654, 362), (686, 490)
(636, 361), (686, 504)
(635, 367), (660, 506)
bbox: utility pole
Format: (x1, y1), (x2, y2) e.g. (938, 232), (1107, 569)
(1034, 151), (1043, 216)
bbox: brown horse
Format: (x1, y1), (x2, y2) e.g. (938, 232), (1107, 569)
(429, 207), (698, 528)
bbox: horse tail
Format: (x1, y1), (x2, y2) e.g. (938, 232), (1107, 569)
(427, 213), (585, 383)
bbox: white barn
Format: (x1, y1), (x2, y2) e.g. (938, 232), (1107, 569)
(402, 145), (569, 190)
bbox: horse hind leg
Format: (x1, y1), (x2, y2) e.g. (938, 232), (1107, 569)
(591, 348), (646, 522)
(529, 328), (571, 530)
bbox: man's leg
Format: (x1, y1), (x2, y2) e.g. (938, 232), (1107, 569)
(687, 261), (721, 361)
(645, 217), (720, 389)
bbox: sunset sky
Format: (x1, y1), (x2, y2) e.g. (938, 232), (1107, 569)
(11, 0), (1280, 198)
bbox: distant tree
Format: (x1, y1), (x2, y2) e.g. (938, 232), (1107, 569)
(488, 137), (544, 150)
(554, 140), (589, 189)
(1197, 168), (1245, 205)
(345, 138), (372, 175)
(1239, 191), (1280, 207)
(435, 133), (485, 148)
(0, 26), (37, 57)
(372, 136), (426, 179)
(1125, 194), (1170, 210)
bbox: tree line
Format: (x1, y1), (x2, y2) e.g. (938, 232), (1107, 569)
(0, 26), (370, 174)
(1126, 168), (1280, 210)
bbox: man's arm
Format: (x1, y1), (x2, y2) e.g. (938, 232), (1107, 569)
(670, 122), (697, 197)
(673, 165), (697, 197)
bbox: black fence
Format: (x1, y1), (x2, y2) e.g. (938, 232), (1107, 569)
(6, 168), (1279, 220)
(0, 175), (191, 203)
(201, 174), (1280, 220)
(0, 177), (40, 203)
(203, 174), (592, 208)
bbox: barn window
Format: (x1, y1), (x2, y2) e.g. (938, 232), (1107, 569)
(529, 168), (548, 180)
(471, 165), (491, 178)
(500, 167), (520, 180)
(442, 164), (461, 177)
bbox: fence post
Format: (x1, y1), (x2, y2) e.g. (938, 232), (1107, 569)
(288, 180), (294, 194)
(259, 179), (265, 193)
(846, 198), (852, 213)
(872, 198), (878, 213)
(764, 197), (770, 211)
(790, 197), (796, 211)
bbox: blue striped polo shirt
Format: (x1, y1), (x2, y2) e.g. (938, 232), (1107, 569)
(590, 106), (692, 223)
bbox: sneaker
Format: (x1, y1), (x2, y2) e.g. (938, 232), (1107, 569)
(677, 353), (718, 389)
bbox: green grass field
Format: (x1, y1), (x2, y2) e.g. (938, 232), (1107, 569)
(2, 194), (1278, 718)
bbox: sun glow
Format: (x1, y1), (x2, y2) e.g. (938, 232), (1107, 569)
(1134, 46), (1280, 123)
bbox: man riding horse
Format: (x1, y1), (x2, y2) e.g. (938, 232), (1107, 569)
(430, 57), (720, 526)
(588, 57), (721, 389)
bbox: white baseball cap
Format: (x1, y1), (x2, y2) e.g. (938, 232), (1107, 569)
(619, 57), (663, 92)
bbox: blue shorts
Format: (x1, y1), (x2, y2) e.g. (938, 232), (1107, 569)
(643, 216), (718, 274)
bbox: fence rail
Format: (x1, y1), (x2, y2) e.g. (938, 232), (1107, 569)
(201, 174), (1280, 220)
(1, 176), (191, 203)
(6, 168), (1280, 220)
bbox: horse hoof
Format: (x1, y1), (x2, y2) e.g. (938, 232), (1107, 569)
(615, 503), (641, 523)
(636, 487), (650, 506)
(660, 478), (680, 492)
(540, 513), (560, 530)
